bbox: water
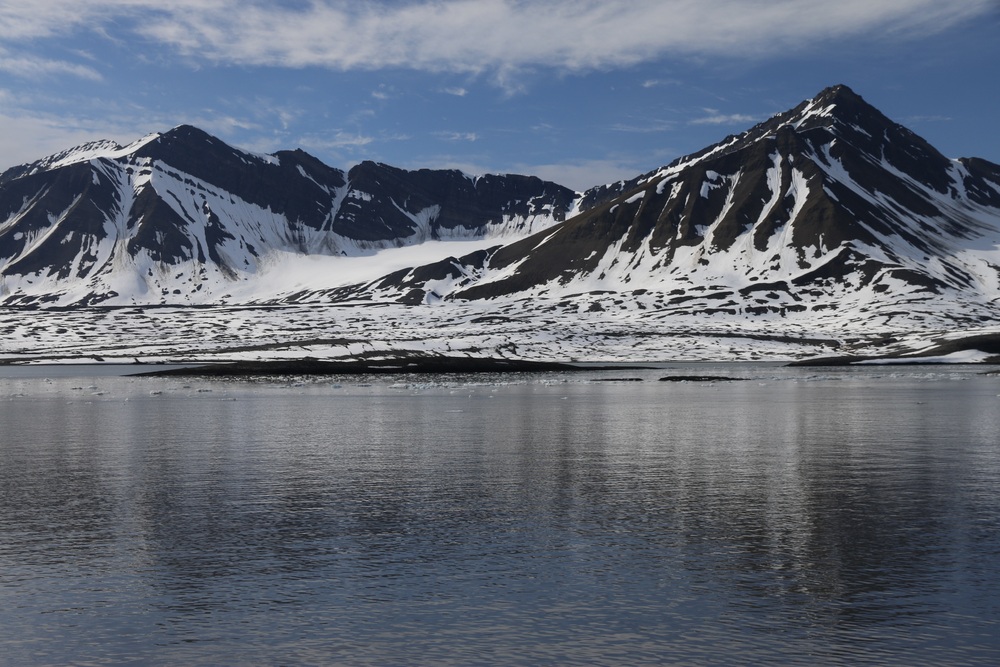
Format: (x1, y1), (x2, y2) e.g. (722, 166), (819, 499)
(1, 364), (999, 665)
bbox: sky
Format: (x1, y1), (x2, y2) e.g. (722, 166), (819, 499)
(1, 0), (998, 191)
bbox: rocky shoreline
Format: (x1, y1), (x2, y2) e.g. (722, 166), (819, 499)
(133, 356), (653, 377)
(788, 333), (1000, 366)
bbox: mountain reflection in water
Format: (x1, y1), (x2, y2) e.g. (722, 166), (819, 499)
(1, 365), (998, 665)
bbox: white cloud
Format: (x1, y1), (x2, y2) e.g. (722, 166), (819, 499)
(371, 84), (394, 100)
(0, 89), (275, 169)
(904, 115), (954, 123)
(641, 79), (679, 89)
(612, 120), (676, 133)
(442, 87), (468, 97)
(275, 108), (300, 130)
(0, 49), (102, 80)
(0, 105), (139, 168)
(690, 111), (759, 126)
(302, 132), (375, 150)
(435, 131), (479, 142)
(297, 130), (411, 155)
(0, 0), (214, 41)
(0, 1), (993, 81)
(184, 114), (259, 136)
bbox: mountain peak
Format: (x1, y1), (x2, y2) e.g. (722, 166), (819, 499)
(132, 124), (282, 176)
(780, 83), (889, 135)
(159, 123), (213, 141)
(140, 124), (230, 155)
(812, 83), (865, 106)
(658, 84), (892, 174)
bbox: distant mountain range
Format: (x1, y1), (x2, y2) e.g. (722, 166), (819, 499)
(2, 85), (1000, 363)
(0, 124), (585, 305)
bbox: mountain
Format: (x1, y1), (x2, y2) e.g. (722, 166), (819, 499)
(2, 85), (1000, 363)
(0, 125), (579, 305)
(335, 85), (1000, 331)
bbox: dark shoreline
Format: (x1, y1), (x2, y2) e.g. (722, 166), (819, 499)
(788, 333), (1000, 367)
(789, 357), (1000, 367)
(132, 357), (655, 377)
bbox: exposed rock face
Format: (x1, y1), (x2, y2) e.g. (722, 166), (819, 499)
(332, 161), (577, 241)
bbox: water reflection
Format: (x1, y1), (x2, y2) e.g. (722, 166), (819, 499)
(1, 369), (998, 664)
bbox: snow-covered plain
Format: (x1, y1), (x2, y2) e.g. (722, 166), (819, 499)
(3, 292), (999, 366)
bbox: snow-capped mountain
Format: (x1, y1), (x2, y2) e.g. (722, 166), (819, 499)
(336, 85), (1000, 330)
(3, 84), (1000, 364)
(0, 125), (578, 304)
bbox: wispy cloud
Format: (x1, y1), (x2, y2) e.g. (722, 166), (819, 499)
(1, 1), (993, 84)
(371, 84), (393, 101)
(612, 119), (676, 133)
(298, 130), (411, 154)
(904, 115), (954, 123)
(690, 109), (758, 126)
(184, 114), (259, 136)
(442, 87), (468, 97)
(0, 91), (163, 167)
(0, 113), (105, 167)
(0, 49), (102, 80)
(302, 132), (376, 151)
(0, 0), (212, 41)
(435, 131), (479, 142)
(641, 78), (679, 89)
(0, 93), (298, 169)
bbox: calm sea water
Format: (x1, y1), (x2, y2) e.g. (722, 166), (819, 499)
(1, 363), (999, 665)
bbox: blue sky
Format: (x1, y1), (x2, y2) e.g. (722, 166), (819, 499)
(1, 0), (998, 190)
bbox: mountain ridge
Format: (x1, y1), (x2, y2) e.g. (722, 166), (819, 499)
(0, 125), (588, 305)
(2, 84), (1000, 363)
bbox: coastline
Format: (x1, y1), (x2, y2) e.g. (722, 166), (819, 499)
(131, 356), (656, 377)
(788, 333), (1000, 366)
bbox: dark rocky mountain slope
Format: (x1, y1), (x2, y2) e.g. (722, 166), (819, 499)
(0, 126), (579, 304)
(343, 85), (1000, 331)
